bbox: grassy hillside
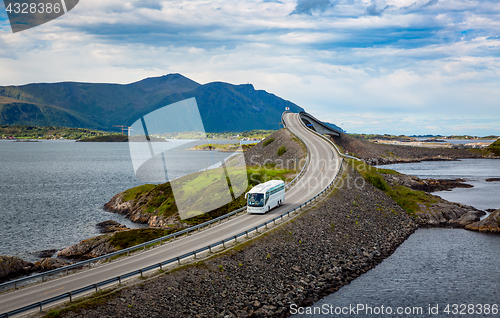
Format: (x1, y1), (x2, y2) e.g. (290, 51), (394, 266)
(486, 139), (500, 156)
(0, 74), (305, 133)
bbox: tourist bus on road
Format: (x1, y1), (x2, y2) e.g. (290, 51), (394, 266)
(246, 180), (285, 214)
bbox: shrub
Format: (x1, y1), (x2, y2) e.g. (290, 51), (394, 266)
(263, 137), (275, 147)
(277, 145), (287, 156)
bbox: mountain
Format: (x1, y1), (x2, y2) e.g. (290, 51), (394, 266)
(0, 74), (304, 132)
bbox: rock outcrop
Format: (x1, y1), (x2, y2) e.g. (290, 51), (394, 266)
(96, 220), (130, 233)
(466, 209), (500, 234)
(58, 235), (116, 260)
(415, 202), (485, 228)
(32, 258), (72, 271)
(383, 173), (473, 192)
(0, 255), (34, 283)
(382, 172), (485, 228)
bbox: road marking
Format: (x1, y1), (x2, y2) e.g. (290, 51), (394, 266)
(315, 147), (325, 180)
(44, 287), (64, 295)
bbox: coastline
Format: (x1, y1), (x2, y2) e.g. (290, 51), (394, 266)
(2, 134), (499, 316)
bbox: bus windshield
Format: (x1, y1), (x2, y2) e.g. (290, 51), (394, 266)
(247, 193), (265, 207)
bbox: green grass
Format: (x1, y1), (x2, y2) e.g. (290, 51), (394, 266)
(78, 135), (128, 142)
(120, 165), (295, 228)
(486, 139), (500, 156)
(123, 184), (155, 202)
(277, 145), (287, 156)
(109, 228), (176, 250)
(349, 159), (436, 217)
(263, 137), (275, 147)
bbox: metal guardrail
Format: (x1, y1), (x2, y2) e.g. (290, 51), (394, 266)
(281, 112), (310, 190)
(0, 112), (341, 317)
(290, 111), (361, 162)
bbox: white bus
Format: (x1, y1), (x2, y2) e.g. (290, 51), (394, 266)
(246, 180), (285, 214)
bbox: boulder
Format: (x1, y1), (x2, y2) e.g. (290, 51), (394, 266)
(58, 235), (116, 260)
(466, 209), (500, 234)
(0, 255), (34, 282)
(96, 220), (129, 233)
(33, 258), (72, 271)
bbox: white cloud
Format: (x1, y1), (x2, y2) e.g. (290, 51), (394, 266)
(0, 0), (500, 135)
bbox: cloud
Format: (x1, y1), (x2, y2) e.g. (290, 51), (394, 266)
(422, 0), (438, 8)
(291, 0), (336, 15)
(366, 1), (391, 16)
(1, 0), (500, 135)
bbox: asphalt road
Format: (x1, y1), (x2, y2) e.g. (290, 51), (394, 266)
(0, 112), (341, 315)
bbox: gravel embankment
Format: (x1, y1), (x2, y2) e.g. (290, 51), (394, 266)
(244, 128), (305, 169)
(61, 164), (416, 318)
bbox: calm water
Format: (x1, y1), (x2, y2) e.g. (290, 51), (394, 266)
(297, 159), (500, 317)
(378, 159), (500, 211)
(0, 140), (233, 261)
(297, 229), (500, 317)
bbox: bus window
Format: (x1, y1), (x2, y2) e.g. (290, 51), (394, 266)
(247, 193), (264, 207)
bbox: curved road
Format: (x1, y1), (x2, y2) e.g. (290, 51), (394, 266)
(0, 112), (341, 315)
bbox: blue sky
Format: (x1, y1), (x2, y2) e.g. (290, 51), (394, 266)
(1, 0), (500, 135)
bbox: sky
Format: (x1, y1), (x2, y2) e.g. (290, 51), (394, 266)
(1, 0), (499, 135)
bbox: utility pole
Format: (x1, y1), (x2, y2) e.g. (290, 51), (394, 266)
(113, 125), (131, 135)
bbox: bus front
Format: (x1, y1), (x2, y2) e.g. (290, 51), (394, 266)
(247, 192), (266, 213)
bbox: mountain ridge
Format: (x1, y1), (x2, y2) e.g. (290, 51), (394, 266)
(0, 74), (305, 132)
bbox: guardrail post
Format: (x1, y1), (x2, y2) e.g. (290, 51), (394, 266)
(66, 269), (68, 276)
(234, 235), (237, 243)
(119, 276), (122, 285)
(108, 257), (111, 263)
(177, 257), (181, 265)
(42, 275), (44, 282)
(209, 245), (212, 253)
(69, 291), (72, 302)
(127, 251), (130, 256)
(95, 284), (98, 293)
(265, 222), (268, 229)
(246, 230), (248, 238)
(143, 245), (146, 251)
(39, 302), (42, 312)
(222, 240), (225, 249)
(160, 263), (162, 271)
(255, 226), (259, 234)
(193, 251), (196, 259)
(140, 269), (143, 277)
(273, 218), (276, 225)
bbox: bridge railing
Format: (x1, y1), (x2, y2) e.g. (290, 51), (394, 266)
(281, 112), (310, 190)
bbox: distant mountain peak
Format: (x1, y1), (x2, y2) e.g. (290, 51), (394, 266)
(0, 74), (304, 132)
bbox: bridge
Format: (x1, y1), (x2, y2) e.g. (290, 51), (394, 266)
(297, 111), (343, 136)
(0, 112), (343, 317)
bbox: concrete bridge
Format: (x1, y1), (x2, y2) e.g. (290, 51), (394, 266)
(287, 111), (344, 136)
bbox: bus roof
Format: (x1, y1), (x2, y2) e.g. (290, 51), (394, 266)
(247, 180), (284, 194)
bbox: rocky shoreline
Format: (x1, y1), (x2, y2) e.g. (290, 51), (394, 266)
(62, 163), (418, 318)
(381, 173), (486, 228)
